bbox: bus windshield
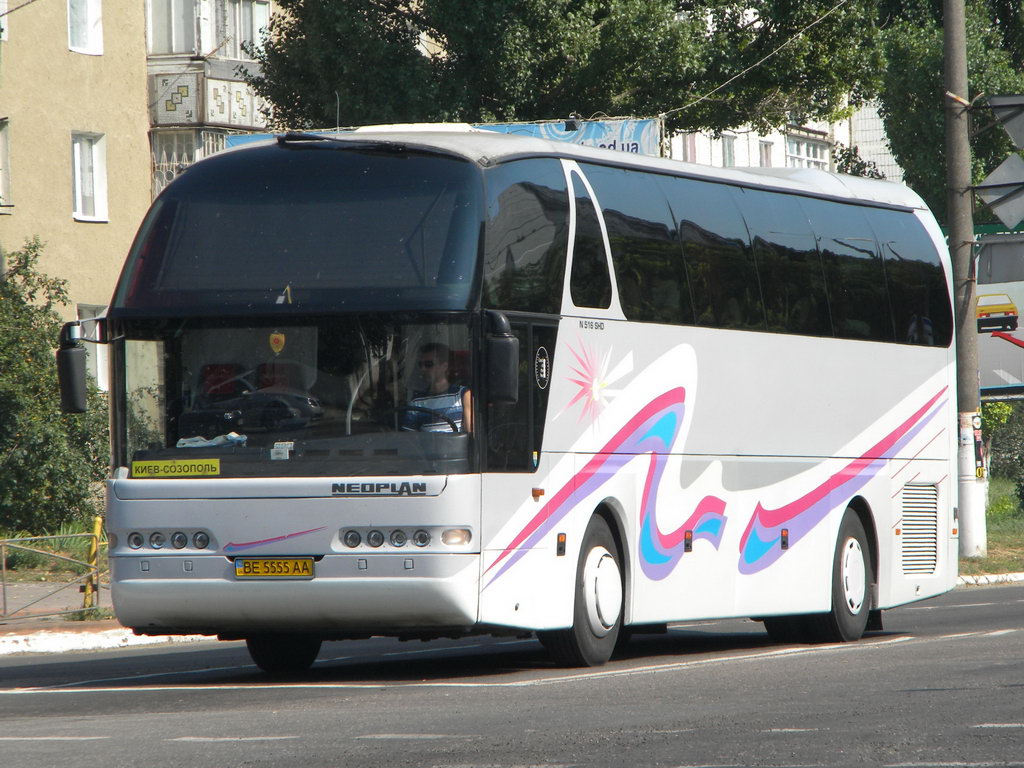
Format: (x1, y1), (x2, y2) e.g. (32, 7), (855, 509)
(111, 143), (482, 315)
(120, 314), (475, 478)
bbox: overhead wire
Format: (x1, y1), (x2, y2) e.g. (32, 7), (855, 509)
(660, 0), (856, 120)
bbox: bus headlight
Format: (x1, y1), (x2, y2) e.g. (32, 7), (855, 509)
(343, 530), (361, 548)
(412, 530), (431, 547)
(441, 528), (472, 546)
(390, 530), (407, 547)
(366, 530), (384, 548)
(192, 531), (210, 549)
(149, 532), (166, 549)
(127, 532), (144, 549)
(171, 532), (188, 549)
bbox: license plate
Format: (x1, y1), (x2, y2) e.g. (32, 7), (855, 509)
(234, 557), (315, 579)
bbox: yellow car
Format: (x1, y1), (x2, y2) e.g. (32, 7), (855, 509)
(977, 293), (1019, 332)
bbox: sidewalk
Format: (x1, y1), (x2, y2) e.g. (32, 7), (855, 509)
(0, 581), (212, 656)
(3, 573), (1024, 657)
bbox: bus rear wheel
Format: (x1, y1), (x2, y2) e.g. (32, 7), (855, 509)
(538, 515), (623, 667)
(245, 633), (322, 674)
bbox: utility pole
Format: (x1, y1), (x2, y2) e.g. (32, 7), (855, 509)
(944, 0), (986, 557)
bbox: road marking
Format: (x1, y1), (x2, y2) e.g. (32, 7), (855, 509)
(762, 728), (818, 733)
(0, 736), (109, 741)
(972, 723), (1024, 729)
(884, 763), (1024, 767)
(168, 736), (299, 742)
(5, 627), (1018, 697)
(354, 733), (472, 740)
(0, 636), (913, 695)
(8, 640), (532, 693)
(983, 629), (1018, 637)
(905, 602), (997, 610)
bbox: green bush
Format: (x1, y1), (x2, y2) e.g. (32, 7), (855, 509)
(0, 238), (109, 533)
(988, 477), (1023, 521)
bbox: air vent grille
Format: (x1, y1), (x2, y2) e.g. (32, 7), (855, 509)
(901, 484), (939, 575)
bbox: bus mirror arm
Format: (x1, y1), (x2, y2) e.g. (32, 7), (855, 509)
(485, 311), (519, 405)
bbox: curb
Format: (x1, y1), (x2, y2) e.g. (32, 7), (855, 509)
(0, 626), (215, 657)
(956, 571), (1024, 586)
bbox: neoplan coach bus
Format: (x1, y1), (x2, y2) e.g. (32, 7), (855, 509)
(58, 129), (957, 673)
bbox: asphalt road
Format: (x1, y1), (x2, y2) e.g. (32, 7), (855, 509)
(0, 584), (1022, 768)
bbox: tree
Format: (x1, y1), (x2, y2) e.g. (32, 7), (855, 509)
(243, 0), (885, 136)
(877, 0), (1024, 224)
(0, 238), (109, 533)
(834, 143), (887, 179)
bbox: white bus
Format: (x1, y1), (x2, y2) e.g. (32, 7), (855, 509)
(58, 130), (958, 672)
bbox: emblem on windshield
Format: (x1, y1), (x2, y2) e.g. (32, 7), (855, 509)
(269, 331), (286, 356)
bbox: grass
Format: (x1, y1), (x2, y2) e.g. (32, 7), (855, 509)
(958, 476), (1024, 576)
(1, 519), (107, 580)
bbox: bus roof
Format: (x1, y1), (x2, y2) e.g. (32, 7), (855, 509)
(223, 128), (927, 212)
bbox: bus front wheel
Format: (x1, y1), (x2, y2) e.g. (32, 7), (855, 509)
(538, 515), (622, 667)
(245, 633), (322, 675)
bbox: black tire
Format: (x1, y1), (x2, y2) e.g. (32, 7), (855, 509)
(807, 509), (873, 643)
(538, 515), (623, 667)
(245, 633), (322, 675)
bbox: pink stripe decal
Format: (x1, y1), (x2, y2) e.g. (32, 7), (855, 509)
(224, 526), (327, 553)
(737, 387), (948, 573)
(485, 389), (691, 587)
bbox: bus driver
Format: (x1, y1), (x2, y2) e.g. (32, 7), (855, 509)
(403, 342), (473, 433)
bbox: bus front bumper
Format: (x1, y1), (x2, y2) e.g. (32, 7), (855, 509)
(109, 553), (480, 637)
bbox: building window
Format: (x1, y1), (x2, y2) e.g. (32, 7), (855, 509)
(722, 135), (735, 167)
(72, 132), (108, 221)
(149, 0), (196, 54)
(1, 0), (9, 41)
(786, 136), (829, 170)
(218, 0), (269, 60)
(759, 141), (773, 168)
(0, 119), (10, 211)
(68, 0), (103, 55)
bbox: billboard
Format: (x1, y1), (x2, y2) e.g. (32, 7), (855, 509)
(474, 118), (662, 157)
(224, 118), (664, 156)
(978, 233), (1024, 399)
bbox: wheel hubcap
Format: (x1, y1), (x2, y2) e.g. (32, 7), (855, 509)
(583, 546), (622, 637)
(840, 537), (866, 615)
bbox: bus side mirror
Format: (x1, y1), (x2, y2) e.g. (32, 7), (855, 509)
(486, 311), (519, 405)
(56, 322), (88, 413)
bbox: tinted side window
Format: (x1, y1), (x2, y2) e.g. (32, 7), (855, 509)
(869, 210), (953, 346)
(582, 163), (694, 325)
(483, 159), (569, 314)
(485, 322), (557, 472)
(662, 177), (764, 330)
(801, 198), (895, 342)
(569, 172), (612, 309)
(736, 188), (830, 336)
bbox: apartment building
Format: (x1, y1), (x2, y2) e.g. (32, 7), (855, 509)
(147, 0), (270, 196)
(0, 0), (152, 339)
(669, 104), (904, 182)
